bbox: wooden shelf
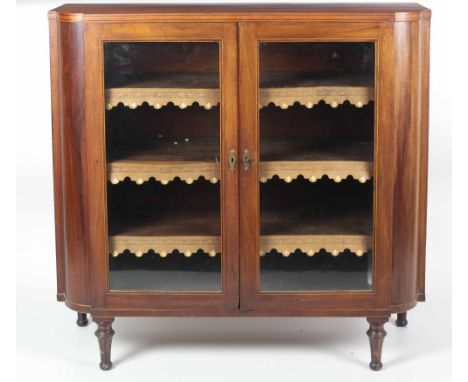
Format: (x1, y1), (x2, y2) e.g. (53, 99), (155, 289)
(260, 140), (373, 183)
(107, 138), (372, 184)
(107, 138), (220, 185)
(109, 208), (371, 258)
(261, 209), (372, 257)
(105, 72), (373, 110)
(105, 73), (220, 110)
(260, 72), (374, 109)
(109, 210), (221, 257)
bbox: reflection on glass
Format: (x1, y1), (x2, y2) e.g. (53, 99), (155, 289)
(104, 42), (221, 291)
(259, 42), (375, 292)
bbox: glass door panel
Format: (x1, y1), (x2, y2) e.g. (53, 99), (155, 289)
(259, 42), (375, 292)
(104, 42), (222, 291)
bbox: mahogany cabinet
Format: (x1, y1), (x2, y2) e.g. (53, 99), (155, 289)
(48, 3), (431, 371)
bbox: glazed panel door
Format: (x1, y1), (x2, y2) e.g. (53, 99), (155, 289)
(239, 22), (395, 311)
(85, 22), (239, 311)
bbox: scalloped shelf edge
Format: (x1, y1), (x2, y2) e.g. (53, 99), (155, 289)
(109, 247), (371, 258)
(107, 172), (372, 185)
(260, 173), (372, 183)
(105, 92), (373, 110)
(105, 98), (372, 110)
(261, 235), (372, 258)
(108, 173), (220, 185)
(260, 247), (372, 257)
(110, 248), (220, 258)
(105, 99), (220, 111)
(259, 98), (373, 109)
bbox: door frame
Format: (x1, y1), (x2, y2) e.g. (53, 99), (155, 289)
(238, 21), (396, 312)
(83, 22), (240, 311)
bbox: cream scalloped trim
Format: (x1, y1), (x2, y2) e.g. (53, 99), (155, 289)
(110, 248), (220, 258)
(259, 86), (373, 109)
(108, 173), (371, 185)
(109, 236), (221, 258)
(260, 173), (372, 184)
(105, 86), (372, 111)
(108, 174), (220, 185)
(259, 161), (373, 184)
(260, 246), (371, 257)
(105, 88), (220, 110)
(107, 163), (220, 185)
(261, 235), (372, 257)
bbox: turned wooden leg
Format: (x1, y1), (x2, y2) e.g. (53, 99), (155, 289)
(93, 318), (115, 371)
(366, 317), (389, 371)
(396, 312), (408, 327)
(76, 312), (88, 327)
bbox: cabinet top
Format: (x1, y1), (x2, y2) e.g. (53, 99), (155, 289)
(49, 3), (431, 22)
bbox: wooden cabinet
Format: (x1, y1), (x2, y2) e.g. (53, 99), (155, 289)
(48, 3), (431, 371)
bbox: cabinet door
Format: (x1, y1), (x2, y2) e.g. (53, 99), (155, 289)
(239, 22), (395, 311)
(84, 23), (239, 311)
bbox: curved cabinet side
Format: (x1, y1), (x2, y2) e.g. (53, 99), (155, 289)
(391, 17), (430, 308)
(416, 17), (430, 302)
(49, 19), (66, 302)
(56, 20), (91, 310)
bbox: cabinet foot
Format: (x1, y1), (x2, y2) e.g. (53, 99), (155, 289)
(366, 317), (388, 371)
(93, 318), (115, 371)
(76, 312), (88, 327)
(396, 312), (408, 327)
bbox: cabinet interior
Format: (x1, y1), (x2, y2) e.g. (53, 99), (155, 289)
(104, 40), (375, 292)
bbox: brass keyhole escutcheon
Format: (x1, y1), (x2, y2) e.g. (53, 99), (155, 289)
(228, 149), (237, 171)
(243, 149), (251, 171)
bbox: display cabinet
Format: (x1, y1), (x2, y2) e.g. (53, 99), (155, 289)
(48, 3), (431, 371)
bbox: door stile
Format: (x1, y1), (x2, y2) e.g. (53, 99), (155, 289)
(219, 23), (240, 308)
(239, 22), (261, 309)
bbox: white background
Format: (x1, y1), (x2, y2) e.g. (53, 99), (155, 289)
(15, 0), (454, 381)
